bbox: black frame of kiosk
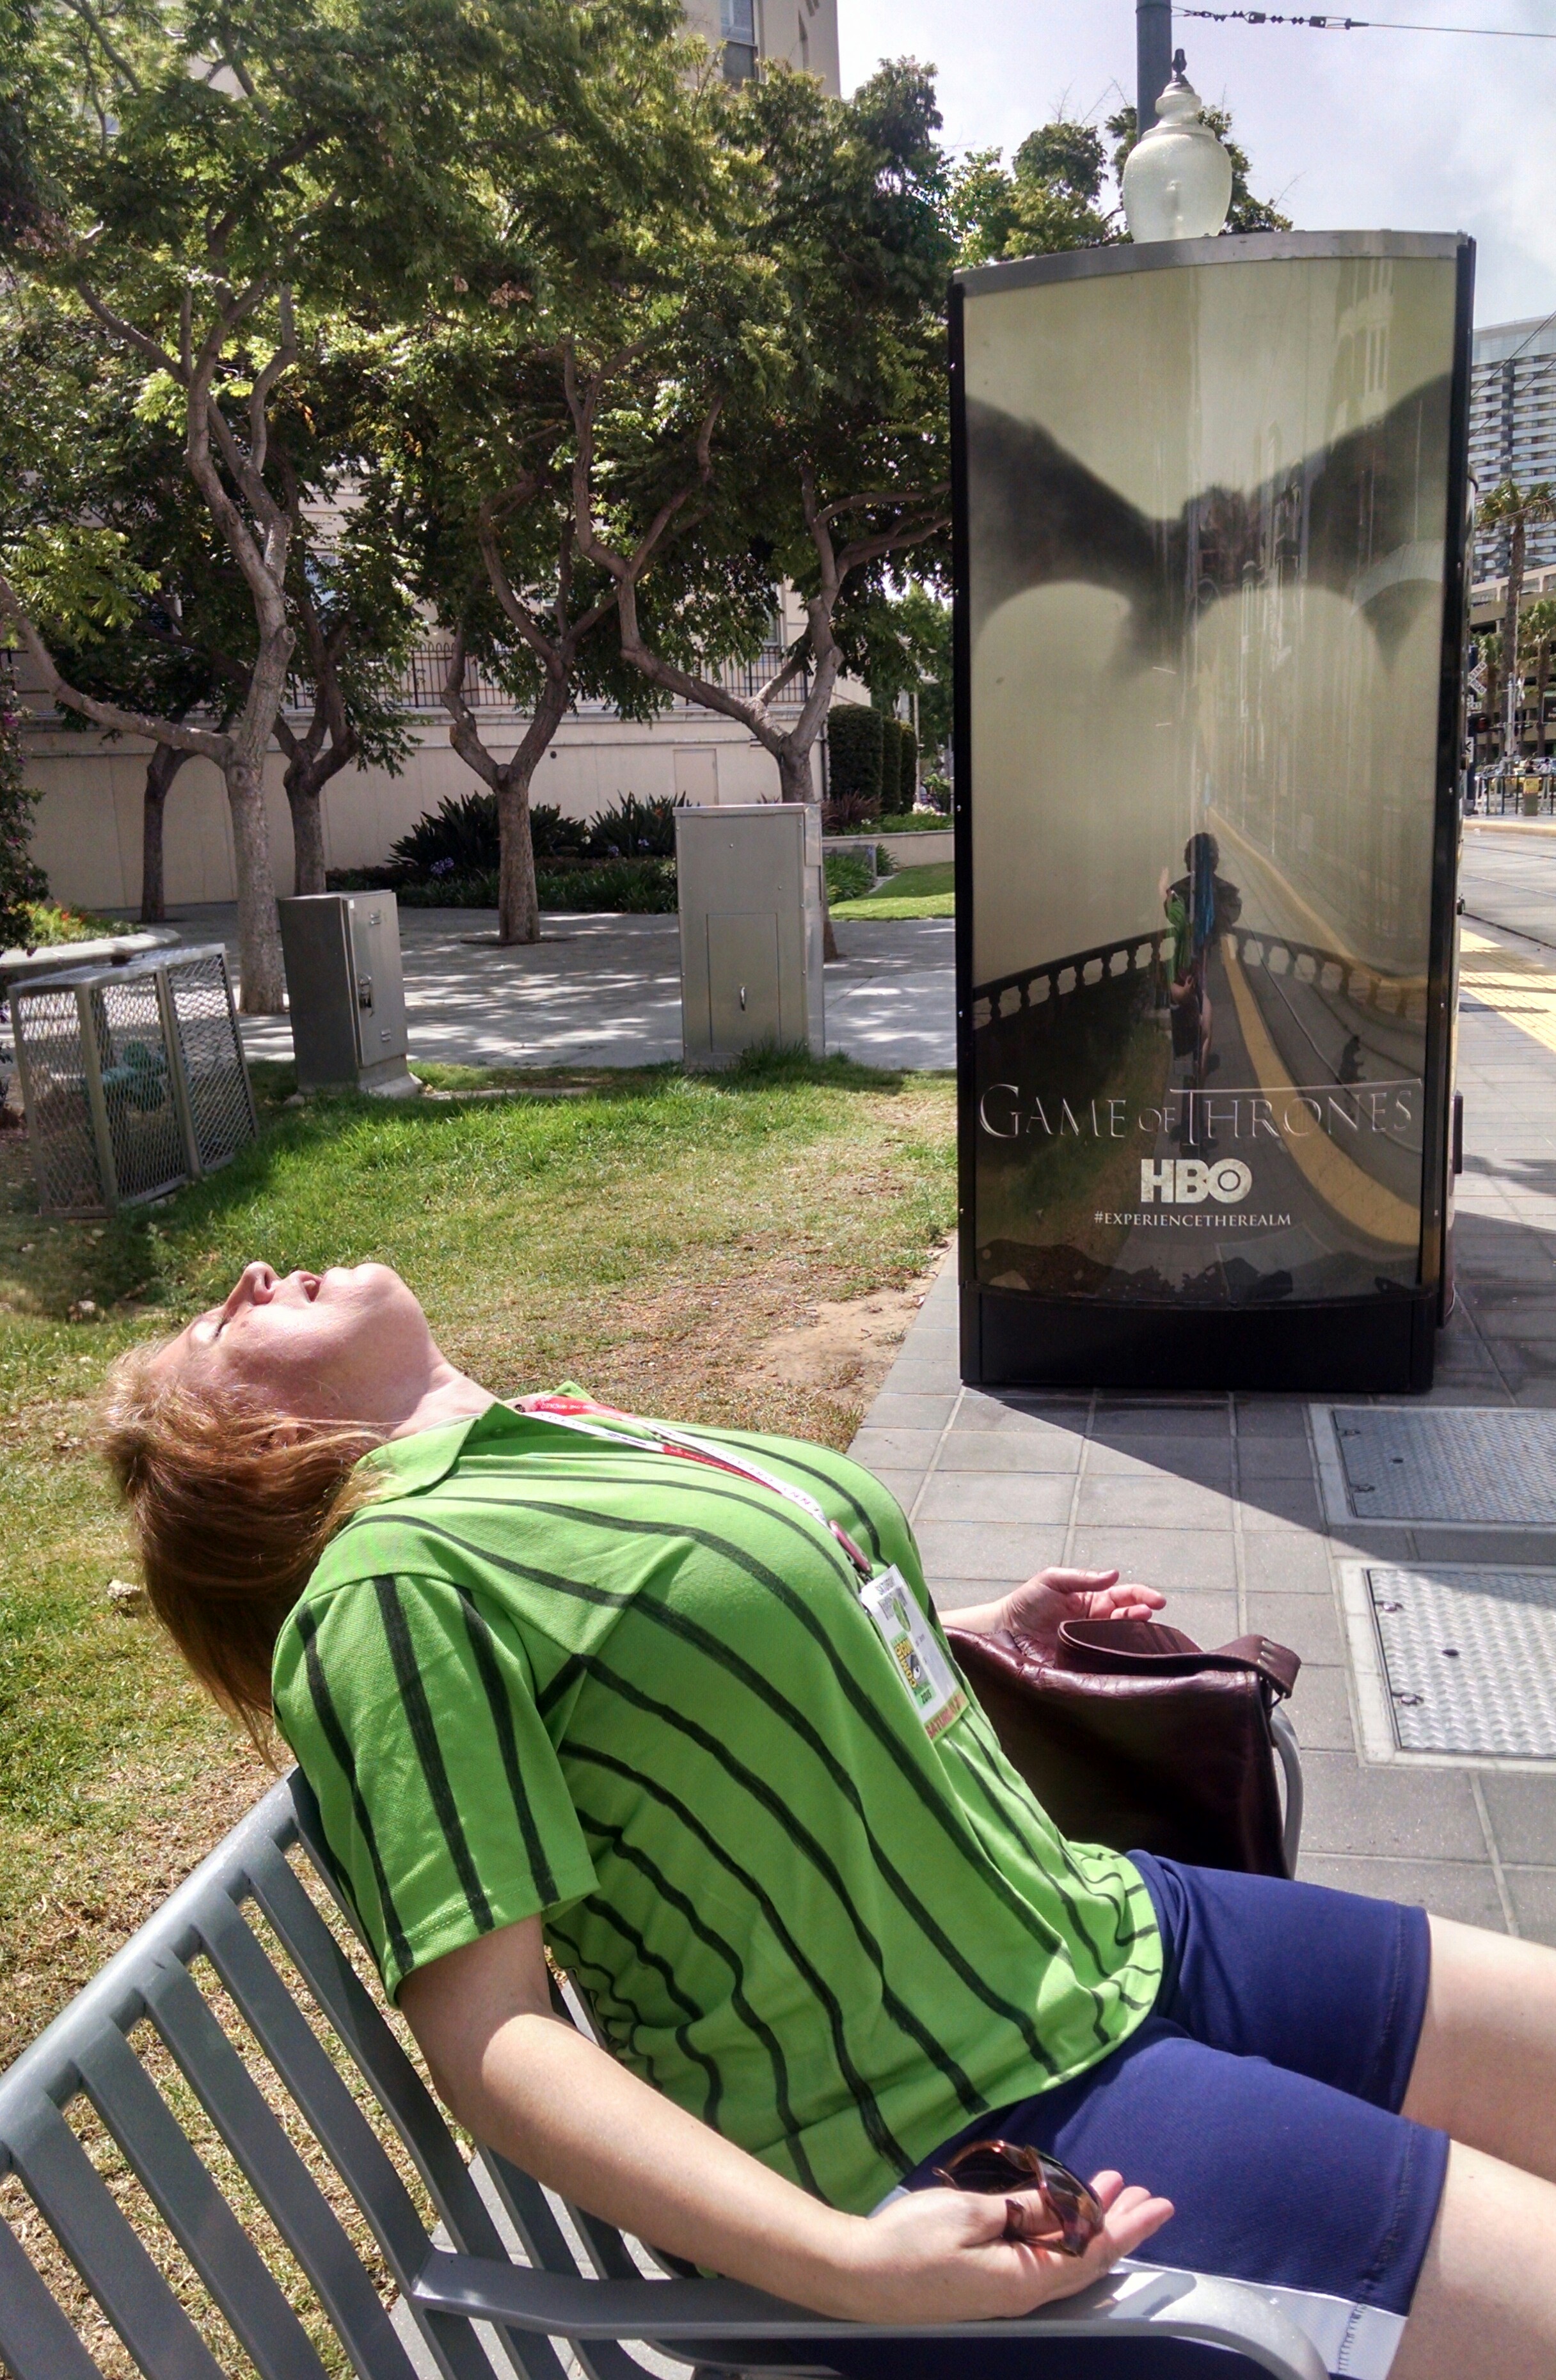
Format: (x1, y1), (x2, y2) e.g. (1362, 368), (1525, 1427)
(951, 230), (1475, 1394)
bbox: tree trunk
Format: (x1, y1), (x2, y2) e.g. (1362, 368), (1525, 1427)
(223, 755), (287, 1013)
(775, 737), (839, 962)
(496, 765), (541, 945)
(1504, 517), (1526, 761)
(285, 768), (328, 897)
(140, 744), (191, 924)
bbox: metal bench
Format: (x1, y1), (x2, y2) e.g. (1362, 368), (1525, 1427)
(0, 1771), (1324, 2380)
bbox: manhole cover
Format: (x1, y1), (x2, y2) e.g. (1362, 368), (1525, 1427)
(1369, 1565), (1556, 1756)
(1330, 1407), (1556, 1524)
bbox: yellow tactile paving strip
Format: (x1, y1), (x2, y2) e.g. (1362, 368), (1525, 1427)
(1461, 929), (1556, 1060)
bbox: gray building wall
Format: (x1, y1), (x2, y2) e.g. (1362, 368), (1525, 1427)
(1471, 313), (1556, 580)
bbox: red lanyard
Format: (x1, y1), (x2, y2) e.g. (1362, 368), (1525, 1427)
(518, 1394), (875, 1584)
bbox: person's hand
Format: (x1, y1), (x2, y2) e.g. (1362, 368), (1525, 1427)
(1002, 1566), (1165, 1650)
(830, 2170), (1173, 2324)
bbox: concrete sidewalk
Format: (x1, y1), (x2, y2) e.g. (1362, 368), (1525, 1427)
(139, 903), (956, 1074)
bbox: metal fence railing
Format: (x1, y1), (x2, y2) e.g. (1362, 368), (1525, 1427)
(1463, 770), (1556, 817)
(283, 641), (810, 720)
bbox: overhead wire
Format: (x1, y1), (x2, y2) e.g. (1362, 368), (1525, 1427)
(1180, 11), (1556, 35)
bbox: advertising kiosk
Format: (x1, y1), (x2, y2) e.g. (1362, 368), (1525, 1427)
(953, 230), (1473, 1392)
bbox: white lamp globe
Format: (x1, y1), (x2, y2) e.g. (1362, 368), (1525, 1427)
(1121, 53), (1235, 244)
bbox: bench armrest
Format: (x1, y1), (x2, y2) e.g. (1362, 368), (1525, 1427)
(410, 2246), (1326, 2380)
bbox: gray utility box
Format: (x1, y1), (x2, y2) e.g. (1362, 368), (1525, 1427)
(676, 803), (825, 1068)
(278, 893), (416, 1096)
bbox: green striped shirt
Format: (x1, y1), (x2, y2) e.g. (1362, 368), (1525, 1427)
(272, 1398), (1161, 2215)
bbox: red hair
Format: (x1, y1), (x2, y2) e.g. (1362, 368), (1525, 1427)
(99, 1341), (385, 1741)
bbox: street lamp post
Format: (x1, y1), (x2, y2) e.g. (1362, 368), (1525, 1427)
(1137, 0), (1173, 132)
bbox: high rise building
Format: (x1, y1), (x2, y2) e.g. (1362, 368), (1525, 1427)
(1470, 313), (1556, 581)
(680, 0), (839, 94)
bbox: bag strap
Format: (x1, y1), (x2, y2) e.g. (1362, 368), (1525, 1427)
(1056, 1618), (1301, 1700)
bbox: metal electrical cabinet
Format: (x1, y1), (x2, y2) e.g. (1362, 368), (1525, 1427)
(277, 893), (417, 1096)
(676, 804), (825, 1068)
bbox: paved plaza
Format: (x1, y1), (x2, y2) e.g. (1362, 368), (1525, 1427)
(145, 902), (957, 1074)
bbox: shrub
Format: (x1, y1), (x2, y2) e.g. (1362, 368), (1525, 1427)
(878, 714), (904, 814)
(920, 770), (951, 814)
(823, 850), (875, 902)
(392, 858), (677, 913)
(545, 857), (676, 911)
(823, 791), (882, 835)
(0, 698), (47, 951)
(826, 704), (883, 809)
(585, 792), (681, 858)
(899, 721), (919, 803)
(529, 802), (590, 860)
(390, 789), (500, 876)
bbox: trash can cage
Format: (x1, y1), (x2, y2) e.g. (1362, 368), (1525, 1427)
(11, 944), (257, 1217)
(951, 230), (1475, 1391)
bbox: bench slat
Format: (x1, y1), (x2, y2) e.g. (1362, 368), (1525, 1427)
(6, 2095), (228, 2380)
(0, 2212), (107, 2380)
(195, 1905), (505, 2380)
(145, 1958), (425, 2380)
(77, 2022), (331, 2380)
(248, 1843), (517, 2267)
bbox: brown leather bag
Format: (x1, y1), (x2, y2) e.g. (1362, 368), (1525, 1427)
(946, 1616), (1303, 1877)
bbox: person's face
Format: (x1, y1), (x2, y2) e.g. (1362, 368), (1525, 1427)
(159, 1261), (436, 1423)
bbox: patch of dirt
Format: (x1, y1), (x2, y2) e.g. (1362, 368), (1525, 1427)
(753, 1243), (948, 1399)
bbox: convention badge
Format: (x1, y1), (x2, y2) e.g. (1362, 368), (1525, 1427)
(861, 1567), (968, 1740)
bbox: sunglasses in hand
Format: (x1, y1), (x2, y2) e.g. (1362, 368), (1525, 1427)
(933, 2137), (1104, 2257)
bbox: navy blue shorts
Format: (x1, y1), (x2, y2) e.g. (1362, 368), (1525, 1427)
(835, 1857), (1449, 2380)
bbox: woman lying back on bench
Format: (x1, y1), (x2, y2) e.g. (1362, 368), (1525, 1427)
(100, 1259), (1556, 2380)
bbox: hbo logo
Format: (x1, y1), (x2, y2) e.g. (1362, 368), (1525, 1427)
(1140, 1158), (1253, 1206)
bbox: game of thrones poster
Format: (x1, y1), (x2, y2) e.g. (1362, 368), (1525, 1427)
(955, 233), (1468, 1372)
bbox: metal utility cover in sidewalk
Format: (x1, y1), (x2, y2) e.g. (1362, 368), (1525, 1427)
(1316, 1405), (1556, 1527)
(1365, 1566), (1556, 1758)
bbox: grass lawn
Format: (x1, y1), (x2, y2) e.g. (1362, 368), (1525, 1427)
(832, 860), (955, 920)
(0, 1052), (955, 2071)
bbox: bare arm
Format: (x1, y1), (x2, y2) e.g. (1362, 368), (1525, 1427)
(399, 1917), (1171, 2324)
(949, 1566), (1167, 1641)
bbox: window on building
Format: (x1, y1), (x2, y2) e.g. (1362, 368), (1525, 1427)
(722, 0), (757, 81)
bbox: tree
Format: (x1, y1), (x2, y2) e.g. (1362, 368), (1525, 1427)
(574, 62), (953, 828)
(354, 0), (740, 944)
(842, 579), (951, 769)
(271, 485), (417, 897)
(0, 676), (46, 949)
(949, 119), (1116, 266)
(949, 97), (1289, 270)
(0, 0), (573, 1008)
(1522, 596), (1556, 761)
(1479, 482), (1556, 760)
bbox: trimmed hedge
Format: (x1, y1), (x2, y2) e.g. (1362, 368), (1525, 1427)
(878, 714), (904, 814)
(827, 703), (883, 807)
(899, 721), (919, 803)
(392, 858), (677, 912)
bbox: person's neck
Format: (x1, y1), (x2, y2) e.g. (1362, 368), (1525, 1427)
(384, 1353), (495, 1442)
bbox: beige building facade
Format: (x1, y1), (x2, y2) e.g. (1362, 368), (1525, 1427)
(681, 0), (839, 92)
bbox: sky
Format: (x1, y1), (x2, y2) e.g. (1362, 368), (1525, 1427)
(837, 0), (1556, 332)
